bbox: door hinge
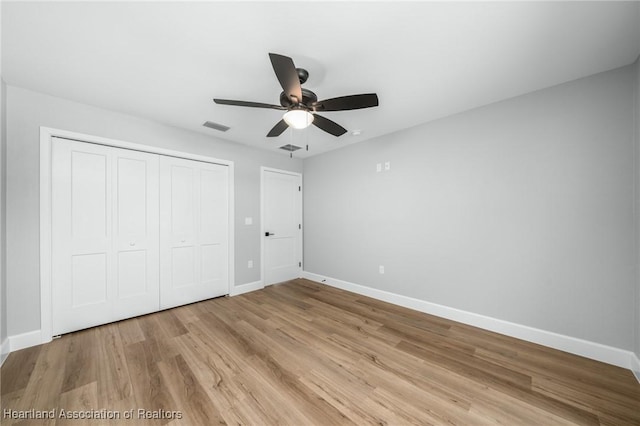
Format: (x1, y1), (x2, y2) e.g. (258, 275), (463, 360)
(298, 224), (301, 230)
(298, 186), (301, 191)
(299, 262), (302, 267)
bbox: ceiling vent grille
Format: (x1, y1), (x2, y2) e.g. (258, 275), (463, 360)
(203, 121), (230, 132)
(279, 144), (302, 152)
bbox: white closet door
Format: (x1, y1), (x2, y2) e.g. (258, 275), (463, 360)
(52, 139), (160, 335)
(112, 147), (160, 319)
(52, 139), (114, 335)
(159, 156), (229, 309)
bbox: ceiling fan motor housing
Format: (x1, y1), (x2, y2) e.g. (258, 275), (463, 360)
(280, 87), (317, 109)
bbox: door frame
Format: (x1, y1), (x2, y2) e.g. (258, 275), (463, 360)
(260, 167), (303, 286)
(40, 126), (235, 344)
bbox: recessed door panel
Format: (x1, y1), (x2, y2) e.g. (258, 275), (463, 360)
(117, 250), (147, 299)
(171, 246), (196, 288)
(71, 253), (108, 307)
(201, 243), (223, 280)
(117, 157), (147, 236)
(171, 165), (195, 237)
(71, 151), (108, 239)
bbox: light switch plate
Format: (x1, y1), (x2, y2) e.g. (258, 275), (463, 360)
(376, 163), (382, 173)
(248, 260), (253, 269)
(379, 265), (385, 274)
(245, 217), (253, 225)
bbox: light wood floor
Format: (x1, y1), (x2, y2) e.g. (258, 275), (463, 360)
(2, 279), (639, 425)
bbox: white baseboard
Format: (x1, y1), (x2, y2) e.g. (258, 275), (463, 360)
(230, 280), (264, 296)
(631, 353), (640, 383)
(0, 337), (9, 366)
(9, 329), (43, 353)
(302, 271), (638, 372)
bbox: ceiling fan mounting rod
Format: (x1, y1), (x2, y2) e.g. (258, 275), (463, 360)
(296, 68), (309, 84)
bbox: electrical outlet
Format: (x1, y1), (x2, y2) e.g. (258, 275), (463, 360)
(248, 260), (253, 269)
(385, 161), (391, 171)
(379, 265), (385, 274)
(376, 163), (382, 173)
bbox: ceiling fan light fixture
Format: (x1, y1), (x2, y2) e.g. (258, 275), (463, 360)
(283, 109), (314, 129)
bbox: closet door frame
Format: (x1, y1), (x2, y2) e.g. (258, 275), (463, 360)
(39, 126), (235, 344)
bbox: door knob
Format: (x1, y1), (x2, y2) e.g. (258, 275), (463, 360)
(265, 232), (275, 237)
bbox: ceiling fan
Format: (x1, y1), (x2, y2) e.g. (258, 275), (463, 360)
(213, 53), (379, 137)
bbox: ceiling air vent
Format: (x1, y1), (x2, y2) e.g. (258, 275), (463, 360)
(279, 144), (302, 152)
(203, 121), (230, 132)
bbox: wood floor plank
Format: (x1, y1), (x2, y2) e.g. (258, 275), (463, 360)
(123, 340), (179, 426)
(174, 331), (247, 410)
(395, 339), (601, 425)
(95, 322), (134, 407)
(117, 317), (146, 346)
(2, 279), (639, 425)
(60, 328), (97, 393)
(157, 354), (226, 425)
(8, 337), (70, 425)
(0, 345), (42, 396)
(57, 381), (99, 426)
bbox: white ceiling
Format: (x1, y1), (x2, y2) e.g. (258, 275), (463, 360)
(2, 1), (640, 158)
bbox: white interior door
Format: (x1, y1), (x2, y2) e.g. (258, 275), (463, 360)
(263, 168), (302, 285)
(52, 139), (112, 334)
(160, 156), (229, 309)
(112, 148), (160, 319)
(52, 139), (160, 335)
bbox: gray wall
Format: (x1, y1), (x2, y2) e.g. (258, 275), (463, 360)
(304, 65), (636, 351)
(0, 0), (6, 352)
(635, 57), (640, 359)
(6, 85), (302, 336)
(1, 77), (6, 350)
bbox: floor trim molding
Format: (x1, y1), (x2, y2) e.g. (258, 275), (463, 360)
(631, 353), (640, 383)
(0, 338), (9, 366)
(230, 280), (263, 296)
(302, 271), (638, 372)
(8, 330), (43, 353)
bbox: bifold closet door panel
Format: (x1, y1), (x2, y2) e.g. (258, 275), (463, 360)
(51, 138), (160, 335)
(159, 156), (229, 310)
(111, 147), (160, 320)
(52, 139), (113, 335)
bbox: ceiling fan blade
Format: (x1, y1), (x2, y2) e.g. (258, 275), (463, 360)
(269, 53), (303, 104)
(312, 93), (379, 112)
(312, 114), (347, 137)
(214, 99), (286, 110)
(267, 119), (289, 137)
